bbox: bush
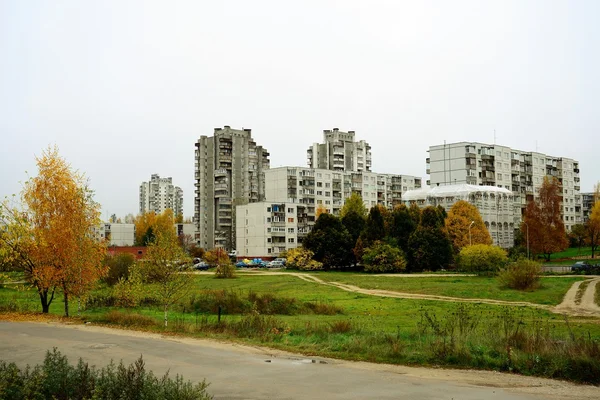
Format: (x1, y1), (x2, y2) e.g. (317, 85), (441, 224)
(104, 253), (136, 286)
(113, 265), (144, 308)
(103, 310), (157, 327)
(286, 247), (323, 271)
(457, 244), (508, 275)
(214, 263), (236, 279)
(498, 259), (542, 290)
(362, 241), (407, 273)
(0, 348), (212, 400)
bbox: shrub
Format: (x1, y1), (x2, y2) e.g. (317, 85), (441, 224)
(214, 263), (236, 279)
(362, 241), (407, 273)
(103, 310), (157, 327)
(457, 244), (508, 275)
(304, 301), (344, 315)
(113, 265), (145, 308)
(103, 253), (136, 286)
(0, 348), (212, 400)
(498, 259), (542, 290)
(286, 247), (323, 271)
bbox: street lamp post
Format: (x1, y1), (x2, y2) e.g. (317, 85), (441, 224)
(469, 220), (475, 246)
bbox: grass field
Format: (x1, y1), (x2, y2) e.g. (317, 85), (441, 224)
(311, 273), (585, 306)
(549, 247), (599, 260)
(2, 272), (600, 384)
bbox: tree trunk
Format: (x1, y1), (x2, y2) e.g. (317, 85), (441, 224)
(39, 290), (49, 313)
(64, 292), (69, 317)
(164, 305), (168, 327)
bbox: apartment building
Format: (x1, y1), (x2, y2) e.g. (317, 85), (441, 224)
(403, 184), (515, 249)
(582, 192), (597, 223)
(266, 167), (422, 215)
(95, 223), (135, 246)
(307, 128), (372, 172)
(426, 142), (582, 230)
(139, 174), (183, 217)
(236, 202), (300, 258)
(194, 126), (270, 250)
(234, 167), (422, 258)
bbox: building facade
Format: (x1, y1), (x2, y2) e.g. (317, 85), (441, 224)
(139, 174), (183, 217)
(236, 202), (300, 259)
(95, 223), (135, 246)
(236, 168), (422, 258)
(426, 142), (582, 230)
(194, 126), (270, 250)
(403, 184), (516, 249)
(582, 192), (597, 223)
(307, 128), (372, 173)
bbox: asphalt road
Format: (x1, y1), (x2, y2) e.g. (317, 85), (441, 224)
(0, 321), (574, 400)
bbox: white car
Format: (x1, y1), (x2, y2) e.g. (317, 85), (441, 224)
(267, 260), (285, 269)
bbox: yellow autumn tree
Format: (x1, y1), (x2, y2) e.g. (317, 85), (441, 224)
(0, 146), (106, 315)
(445, 200), (491, 253)
(316, 204), (328, 219)
(134, 209), (175, 246)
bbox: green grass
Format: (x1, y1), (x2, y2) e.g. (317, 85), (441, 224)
(3, 273), (600, 384)
(549, 247), (598, 260)
(311, 272), (583, 306)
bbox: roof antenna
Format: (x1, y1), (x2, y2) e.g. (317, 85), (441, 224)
(493, 129), (496, 145)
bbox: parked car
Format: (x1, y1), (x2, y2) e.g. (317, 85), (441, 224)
(235, 261), (249, 268)
(267, 260), (285, 269)
(193, 261), (210, 271)
(571, 261), (597, 274)
(274, 258), (287, 265)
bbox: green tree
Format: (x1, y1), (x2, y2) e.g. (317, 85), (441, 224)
(407, 227), (453, 272)
(588, 201), (600, 259)
(420, 206), (445, 229)
(361, 205), (388, 246)
(103, 252), (136, 286)
(362, 241), (407, 273)
(341, 210), (366, 261)
(390, 204), (417, 252)
(408, 203), (422, 225)
(303, 213), (353, 269)
(569, 224), (587, 251)
(340, 192), (367, 218)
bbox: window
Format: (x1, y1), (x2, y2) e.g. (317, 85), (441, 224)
(288, 228), (295, 233)
(246, 239), (248, 245)
(497, 173), (502, 180)
(288, 217), (294, 223)
(317, 199), (323, 204)
(325, 191), (330, 196)
(317, 191), (322, 195)
(267, 207), (271, 212)
(325, 182), (330, 188)
(288, 238), (295, 243)
(267, 228), (271, 232)
(267, 238), (272, 243)
(317, 173), (322, 178)
(268, 248), (272, 254)
(267, 217), (271, 222)
(317, 182), (323, 187)
(287, 207), (294, 213)
(245, 219), (248, 225)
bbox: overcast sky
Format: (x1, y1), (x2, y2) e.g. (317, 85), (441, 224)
(1, 1), (599, 219)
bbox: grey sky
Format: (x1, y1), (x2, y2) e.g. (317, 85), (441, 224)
(1, 0), (599, 219)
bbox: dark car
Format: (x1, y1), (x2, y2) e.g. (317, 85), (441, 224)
(571, 261), (592, 273)
(194, 261), (210, 271)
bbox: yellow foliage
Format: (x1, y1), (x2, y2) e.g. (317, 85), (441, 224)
(286, 247), (323, 270)
(445, 200), (491, 252)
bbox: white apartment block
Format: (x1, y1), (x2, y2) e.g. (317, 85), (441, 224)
(236, 202), (300, 258)
(266, 167), (422, 216)
(307, 128), (372, 173)
(139, 174), (183, 218)
(194, 126), (270, 251)
(582, 192), (596, 223)
(403, 184), (516, 249)
(95, 223), (135, 246)
(237, 167), (422, 258)
(426, 142), (582, 230)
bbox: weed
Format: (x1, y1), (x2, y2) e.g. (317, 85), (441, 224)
(102, 310), (157, 327)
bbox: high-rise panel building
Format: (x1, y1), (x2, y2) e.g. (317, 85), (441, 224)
(307, 128), (371, 172)
(194, 126), (270, 250)
(139, 174), (183, 217)
(426, 142), (582, 230)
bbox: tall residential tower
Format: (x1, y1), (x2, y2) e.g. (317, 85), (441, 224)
(139, 174), (183, 217)
(307, 128), (371, 173)
(194, 126), (270, 250)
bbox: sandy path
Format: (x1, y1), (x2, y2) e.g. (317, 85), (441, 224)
(555, 278), (600, 316)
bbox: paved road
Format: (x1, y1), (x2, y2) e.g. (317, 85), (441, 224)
(0, 321), (588, 400)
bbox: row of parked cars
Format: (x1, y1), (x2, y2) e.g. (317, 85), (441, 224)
(236, 258), (286, 269)
(571, 261), (600, 274)
(191, 257), (287, 270)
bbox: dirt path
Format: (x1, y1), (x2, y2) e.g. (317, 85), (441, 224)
(555, 278), (600, 316)
(240, 271), (600, 318)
